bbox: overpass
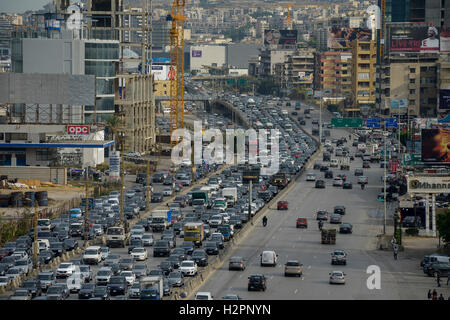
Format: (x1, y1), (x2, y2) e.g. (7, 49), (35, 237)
(208, 99), (251, 129)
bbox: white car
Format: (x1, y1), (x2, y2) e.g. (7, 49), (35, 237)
(121, 271), (136, 286)
(306, 173), (316, 181)
(329, 271), (346, 284)
(100, 247), (110, 260)
(163, 188), (173, 196)
(67, 273), (84, 292)
(179, 260), (198, 276)
(142, 234), (154, 246)
(358, 176), (368, 184)
(131, 247), (148, 261)
(82, 246), (102, 265)
(195, 291), (213, 300)
(130, 231), (144, 241)
(333, 178), (343, 187)
(0, 276), (10, 287)
(56, 262), (76, 278)
(181, 158), (191, 166)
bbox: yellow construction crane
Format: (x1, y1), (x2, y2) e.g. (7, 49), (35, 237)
(167, 0), (186, 145)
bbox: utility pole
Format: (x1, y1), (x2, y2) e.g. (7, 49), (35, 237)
(120, 141), (125, 225)
(146, 159), (150, 213)
(33, 200), (39, 269)
(248, 179), (253, 225)
(84, 169), (89, 248)
(383, 122), (387, 234)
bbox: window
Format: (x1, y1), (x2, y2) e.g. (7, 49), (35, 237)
(409, 100), (416, 105)
(410, 68), (416, 73)
(410, 89), (415, 94)
(410, 79), (415, 84)
(36, 151), (52, 161)
(0, 133), (3, 140)
(420, 66), (427, 72)
(5, 133), (27, 141)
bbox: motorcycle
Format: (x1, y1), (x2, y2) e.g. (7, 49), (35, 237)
(361, 183), (365, 190)
(262, 217), (267, 227)
(318, 221), (323, 230)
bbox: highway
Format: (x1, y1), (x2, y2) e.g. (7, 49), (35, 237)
(192, 102), (435, 300)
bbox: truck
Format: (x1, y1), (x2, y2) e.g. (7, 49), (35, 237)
(184, 222), (205, 247)
(139, 276), (164, 300)
(222, 187), (237, 207)
(106, 226), (129, 248)
(321, 228), (336, 244)
(340, 157), (350, 170)
(192, 189), (210, 208)
(150, 210), (171, 232)
(271, 172), (289, 189)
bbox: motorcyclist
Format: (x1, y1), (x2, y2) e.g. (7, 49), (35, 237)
(361, 183), (365, 190)
(262, 216), (268, 227)
(318, 220), (323, 230)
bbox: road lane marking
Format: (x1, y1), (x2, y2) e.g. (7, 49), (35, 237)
(308, 266), (311, 269)
(301, 277), (304, 280)
(294, 289), (298, 294)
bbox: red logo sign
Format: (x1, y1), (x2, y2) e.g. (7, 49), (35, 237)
(67, 125), (90, 135)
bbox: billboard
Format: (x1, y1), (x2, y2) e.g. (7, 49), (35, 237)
(151, 65), (176, 81)
(421, 129), (450, 164)
(67, 125), (90, 135)
(109, 151), (120, 179)
(439, 89), (450, 110)
(407, 175), (450, 194)
(327, 27), (372, 48)
(298, 72), (313, 83)
(264, 29), (298, 45)
(391, 98), (408, 109)
(390, 26), (439, 53)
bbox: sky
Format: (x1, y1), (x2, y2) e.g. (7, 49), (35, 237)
(0, 0), (50, 14)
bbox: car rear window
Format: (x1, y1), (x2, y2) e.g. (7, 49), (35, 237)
(286, 261), (300, 266)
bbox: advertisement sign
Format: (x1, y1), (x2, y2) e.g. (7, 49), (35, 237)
(151, 65), (171, 81)
(67, 125), (90, 135)
(439, 89), (450, 110)
(391, 98), (408, 109)
(109, 151), (120, 179)
(192, 50), (202, 58)
(390, 25), (440, 53)
(421, 129), (450, 164)
(298, 72), (313, 83)
(264, 29), (298, 45)
(407, 175), (450, 194)
(153, 57), (171, 64)
(327, 27), (372, 48)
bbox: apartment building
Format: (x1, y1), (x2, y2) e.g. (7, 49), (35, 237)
(319, 51), (353, 99)
(351, 40), (377, 113)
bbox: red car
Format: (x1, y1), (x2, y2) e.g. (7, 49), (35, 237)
(277, 201), (289, 210)
(296, 218), (308, 228)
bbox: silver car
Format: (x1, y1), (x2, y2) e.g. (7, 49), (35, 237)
(142, 234), (154, 246)
(329, 271), (346, 284)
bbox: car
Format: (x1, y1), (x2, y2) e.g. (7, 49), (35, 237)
(402, 216), (422, 228)
(331, 250), (347, 265)
(260, 250), (278, 267)
(100, 247), (110, 260)
(324, 170), (333, 179)
(306, 173), (316, 181)
(357, 176), (368, 184)
(333, 178), (343, 187)
(203, 241), (219, 255)
(93, 286), (111, 300)
(107, 276), (128, 296)
(46, 283), (69, 299)
(195, 291), (213, 300)
(56, 262), (76, 278)
(425, 262), (450, 277)
(180, 241), (195, 256)
(284, 260), (303, 277)
(121, 271), (136, 286)
(151, 193), (164, 203)
(191, 249), (208, 267)
(78, 283), (96, 299)
(168, 271), (184, 287)
(339, 223), (353, 234)
(20, 280), (42, 297)
(277, 200), (288, 210)
(128, 282), (141, 299)
(222, 294), (243, 300)
(315, 180), (325, 188)
(104, 254), (120, 266)
(329, 213), (342, 224)
(79, 265), (93, 283)
(142, 234), (154, 246)
(354, 168), (364, 176)
(82, 246), (102, 265)
(119, 257), (134, 271)
(316, 210), (329, 221)
(159, 261), (174, 276)
(131, 247), (148, 261)
(334, 206), (346, 215)
(329, 271), (346, 284)
(10, 289), (32, 300)
(128, 239), (144, 254)
(343, 182), (353, 189)
(228, 256), (246, 271)
(296, 217), (308, 228)
(248, 274), (266, 291)
(179, 260), (198, 276)
(362, 161), (371, 168)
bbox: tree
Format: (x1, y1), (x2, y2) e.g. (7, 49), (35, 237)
(437, 210), (450, 245)
(257, 76), (280, 96)
(105, 115), (123, 151)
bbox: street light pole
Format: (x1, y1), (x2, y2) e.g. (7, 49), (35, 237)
(383, 122), (387, 234)
(319, 98), (323, 144)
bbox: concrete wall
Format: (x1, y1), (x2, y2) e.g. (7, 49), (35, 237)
(226, 43), (260, 69)
(0, 166), (67, 185)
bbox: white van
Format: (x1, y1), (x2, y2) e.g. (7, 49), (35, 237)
(82, 246), (102, 265)
(260, 250), (278, 267)
(37, 239), (50, 252)
(195, 292), (213, 300)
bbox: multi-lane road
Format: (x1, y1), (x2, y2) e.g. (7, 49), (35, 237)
(192, 102), (443, 300)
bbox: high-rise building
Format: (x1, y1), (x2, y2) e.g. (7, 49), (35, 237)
(319, 51), (353, 99)
(351, 40), (377, 114)
(384, 0), (450, 26)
